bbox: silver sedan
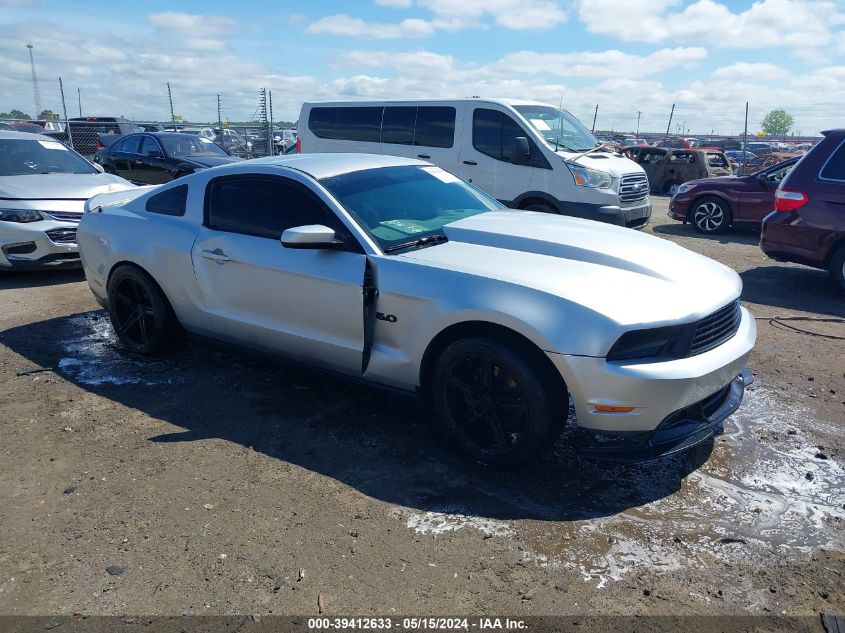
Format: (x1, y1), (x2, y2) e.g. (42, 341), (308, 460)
(77, 153), (756, 467)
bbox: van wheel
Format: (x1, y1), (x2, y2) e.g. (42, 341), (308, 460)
(431, 338), (564, 468)
(830, 244), (845, 293)
(691, 197), (732, 234)
(523, 202), (558, 214)
(107, 265), (178, 355)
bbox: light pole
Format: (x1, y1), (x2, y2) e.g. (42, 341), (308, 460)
(26, 44), (42, 118)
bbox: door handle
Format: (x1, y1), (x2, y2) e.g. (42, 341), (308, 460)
(417, 154), (431, 159)
(462, 160), (477, 165)
(200, 248), (230, 262)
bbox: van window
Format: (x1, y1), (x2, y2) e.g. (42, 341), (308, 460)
(413, 107), (455, 148)
(382, 106), (416, 145)
(820, 140), (845, 181)
(335, 107), (383, 142)
(309, 107), (338, 139)
(472, 108), (526, 162)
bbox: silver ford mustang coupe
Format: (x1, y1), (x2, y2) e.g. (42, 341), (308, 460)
(78, 154), (756, 467)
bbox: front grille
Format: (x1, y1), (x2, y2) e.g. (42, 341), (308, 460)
(44, 211), (82, 222)
(691, 300), (741, 356)
(619, 172), (649, 206)
(45, 227), (77, 245)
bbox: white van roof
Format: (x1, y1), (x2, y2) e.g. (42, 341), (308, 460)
(301, 98), (553, 108)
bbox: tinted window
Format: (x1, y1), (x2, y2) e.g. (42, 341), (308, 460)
(146, 185), (188, 217)
(335, 107), (383, 142)
(820, 140), (845, 181)
(413, 106), (455, 148)
(117, 135), (142, 154)
(382, 106), (416, 145)
(472, 108), (526, 162)
(140, 136), (163, 155)
(206, 176), (353, 243)
(309, 107), (338, 139)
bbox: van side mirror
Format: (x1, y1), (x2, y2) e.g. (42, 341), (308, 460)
(511, 137), (531, 166)
(281, 224), (343, 250)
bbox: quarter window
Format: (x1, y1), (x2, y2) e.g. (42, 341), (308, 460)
(205, 176), (355, 246)
(820, 140), (845, 181)
(146, 185), (188, 217)
(413, 106), (455, 148)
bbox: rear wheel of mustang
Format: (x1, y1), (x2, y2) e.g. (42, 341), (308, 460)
(107, 265), (177, 355)
(431, 338), (564, 468)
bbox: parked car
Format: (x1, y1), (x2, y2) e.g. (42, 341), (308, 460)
(78, 153), (756, 466)
(0, 131), (134, 270)
(725, 150), (757, 164)
(44, 117), (144, 157)
(0, 122), (14, 131)
(760, 129), (845, 292)
(669, 156), (799, 234)
(736, 152), (800, 176)
(299, 99), (652, 228)
(654, 137), (698, 149)
(745, 141), (773, 155)
(94, 132), (242, 184)
(624, 147), (733, 195)
(211, 128), (252, 156)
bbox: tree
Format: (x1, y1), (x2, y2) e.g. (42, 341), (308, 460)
(0, 109), (31, 120)
(761, 109), (794, 136)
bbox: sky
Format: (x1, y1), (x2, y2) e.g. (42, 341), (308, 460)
(1, 0), (844, 135)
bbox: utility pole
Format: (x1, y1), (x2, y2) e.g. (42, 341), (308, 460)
(77, 88), (82, 117)
(167, 82), (176, 131)
(217, 94), (222, 128)
(26, 44), (41, 118)
(59, 77), (73, 149)
(636, 111), (641, 138)
(268, 90), (275, 155)
(742, 101), (749, 150)
(664, 103), (675, 141)
(591, 104), (598, 133)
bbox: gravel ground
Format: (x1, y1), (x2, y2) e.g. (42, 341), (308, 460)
(0, 197), (843, 624)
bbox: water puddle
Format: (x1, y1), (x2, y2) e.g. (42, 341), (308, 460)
(57, 311), (176, 386)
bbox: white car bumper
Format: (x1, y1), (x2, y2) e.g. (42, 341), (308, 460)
(547, 306), (756, 458)
(0, 218), (80, 270)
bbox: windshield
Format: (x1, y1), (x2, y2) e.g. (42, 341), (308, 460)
(321, 165), (502, 253)
(0, 138), (97, 176)
(159, 136), (228, 158)
(513, 105), (598, 152)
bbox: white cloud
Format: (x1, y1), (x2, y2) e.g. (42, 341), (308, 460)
(575, 0), (845, 51)
(148, 12), (237, 38)
(376, 0), (414, 6)
(307, 14), (434, 38)
(712, 62), (788, 82)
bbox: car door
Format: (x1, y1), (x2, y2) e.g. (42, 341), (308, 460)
(457, 106), (533, 204)
(111, 134), (142, 180)
(740, 161), (795, 221)
(190, 173), (367, 375)
(138, 136), (172, 184)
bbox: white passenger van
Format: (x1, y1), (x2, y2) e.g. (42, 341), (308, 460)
(297, 99), (651, 228)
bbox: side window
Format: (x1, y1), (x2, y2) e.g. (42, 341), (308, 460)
(472, 108), (528, 163)
(820, 140), (845, 181)
(382, 106), (416, 145)
(140, 136), (162, 156)
(206, 176), (356, 245)
(117, 135), (142, 154)
(414, 106), (455, 148)
(335, 107), (382, 142)
(146, 185), (188, 217)
(309, 107), (338, 139)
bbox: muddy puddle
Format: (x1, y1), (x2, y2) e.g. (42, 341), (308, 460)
(407, 384), (845, 588)
(56, 312), (176, 386)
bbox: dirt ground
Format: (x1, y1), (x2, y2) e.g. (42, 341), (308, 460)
(0, 197), (843, 625)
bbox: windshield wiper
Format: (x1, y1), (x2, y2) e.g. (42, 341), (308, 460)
(383, 233), (448, 254)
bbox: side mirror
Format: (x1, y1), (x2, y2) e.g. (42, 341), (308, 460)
(281, 224), (343, 250)
(511, 137), (531, 166)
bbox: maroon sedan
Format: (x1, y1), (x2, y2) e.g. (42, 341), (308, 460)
(669, 156), (799, 234)
(761, 129), (845, 293)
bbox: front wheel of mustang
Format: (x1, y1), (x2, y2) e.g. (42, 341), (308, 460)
(106, 265), (177, 355)
(431, 338), (564, 468)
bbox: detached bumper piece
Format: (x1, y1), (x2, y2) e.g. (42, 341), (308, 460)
(575, 368), (753, 461)
(0, 250), (81, 270)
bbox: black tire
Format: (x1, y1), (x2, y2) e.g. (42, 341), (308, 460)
(106, 265), (178, 355)
(829, 244), (845, 294)
(690, 196), (733, 234)
(103, 165), (117, 175)
(522, 202), (558, 214)
(431, 337), (565, 468)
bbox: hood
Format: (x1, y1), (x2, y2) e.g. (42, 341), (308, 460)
(0, 173), (134, 201)
(178, 155), (243, 169)
(554, 149), (644, 178)
(401, 211), (741, 327)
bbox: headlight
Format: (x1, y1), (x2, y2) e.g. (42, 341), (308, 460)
(569, 165), (612, 189)
(0, 209), (44, 223)
(675, 183), (696, 195)
(606, 324), (696, 361)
